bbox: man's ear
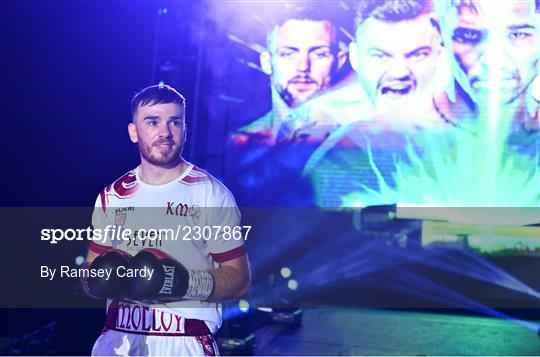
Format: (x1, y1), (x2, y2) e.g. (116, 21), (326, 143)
(429, 13), (444, 48)
(336, 48), (348, 71)
(348, 41), (360, 72)
(429, 13), (441, 36)
(182, 122), (187, 145)
(260, 51), (273, 75)
(128, 122), (138, 143)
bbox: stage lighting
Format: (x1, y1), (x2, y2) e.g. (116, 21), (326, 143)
(361, 204), (397, 226)
(280, 267), (292, 279)
(217, 334), (255, 356)
(265, 269), (303, 327)
(357, 205), (422, 248)
(287, 279), (298, 291)
(74, 255), (84, 266)
(270, 308), (302, 326)
(268, 269), (299, 307)
(216, 302), (268, 356)
(238, 299), (250, 313)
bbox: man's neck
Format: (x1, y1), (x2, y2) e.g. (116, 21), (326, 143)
(271, 90), (292, 128)
(433, 85), (477, 123)
(138, 158), (188, 185)
(508, 95), (539, 132)
(434, 84), (539, 134)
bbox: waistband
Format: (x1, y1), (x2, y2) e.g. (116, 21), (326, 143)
(104, 300), (211, 337)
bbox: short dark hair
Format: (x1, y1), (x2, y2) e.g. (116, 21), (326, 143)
(130, 84), (186, 118)
(266, 4), (341, 52)
(355, 0), (429, 30)
(448, 0), (539, 14)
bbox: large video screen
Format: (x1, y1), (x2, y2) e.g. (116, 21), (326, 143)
(177, 1), (540, 257)
(199, 1), (540, 210)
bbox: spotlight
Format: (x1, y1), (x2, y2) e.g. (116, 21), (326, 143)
(268, 269), (298, 307)
(216, 302), (267, 356)
(238, 299), (250, 313)
(287, 279), (298, 291)
(75, 255), (84, 266)
(217, 335), (255, 356)
(265, 269), (303, 327)
(280, 267), (292, 279)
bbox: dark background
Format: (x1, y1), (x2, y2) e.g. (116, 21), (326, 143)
(2, 0), (270, 207)
(3, 1), (159, 206)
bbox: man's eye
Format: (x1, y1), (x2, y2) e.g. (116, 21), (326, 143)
(147, 120), (157, 126)
(170, 120), (182, 127)
(409, 48), (431, 60)
(369, 51), (389, 60)
(311, 49), (332, 59)
(277, 50), (296, 58)
(509, 31), (532, 41)
(453, 28), (482, 44)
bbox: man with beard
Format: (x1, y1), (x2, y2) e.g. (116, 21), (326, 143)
(225, 6), (348, 206)
(232, 6), (347, 146)
(82, 84), (250, 356)
(350, 0), (443, 115)
(284, 0), (448, 150)
(298, 0), (453, 207)
(433, 0), (540, 132)
(306, 0), (540, 208)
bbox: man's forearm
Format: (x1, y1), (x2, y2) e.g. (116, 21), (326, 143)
(207, 265), (251, 302)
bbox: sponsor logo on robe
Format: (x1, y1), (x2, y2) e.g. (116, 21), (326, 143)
(167, 202), (189, 216)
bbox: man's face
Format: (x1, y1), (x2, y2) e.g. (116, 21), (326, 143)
(128, 102), (185, 167)
(449, 0), (539, 104)
(351, 14), (441, 111)
(267, 19), (338, 108)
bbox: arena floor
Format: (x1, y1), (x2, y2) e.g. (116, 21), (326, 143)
(253, 308), (540, 355)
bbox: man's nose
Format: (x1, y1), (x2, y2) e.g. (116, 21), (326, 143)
(296, 52), (311, 72)
(387, 57), (411, 79)
(476, 42), (513, 75)
(158, 122), (172, 138)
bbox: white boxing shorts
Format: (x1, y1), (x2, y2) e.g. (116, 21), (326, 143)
(91, 300), (219, 356)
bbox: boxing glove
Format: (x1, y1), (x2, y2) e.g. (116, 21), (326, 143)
(128, 248), (214, 301)
(83, 249), (131, 299)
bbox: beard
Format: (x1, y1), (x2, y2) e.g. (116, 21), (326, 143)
(138, 139), (182, 167)
(276, 75), (323, 108)
(277, 85), (296, 107)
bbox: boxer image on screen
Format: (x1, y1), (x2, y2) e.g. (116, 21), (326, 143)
(280, 0), (447, 146)
(232, 5), (347, 145)
(434, 0), (540, 131)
